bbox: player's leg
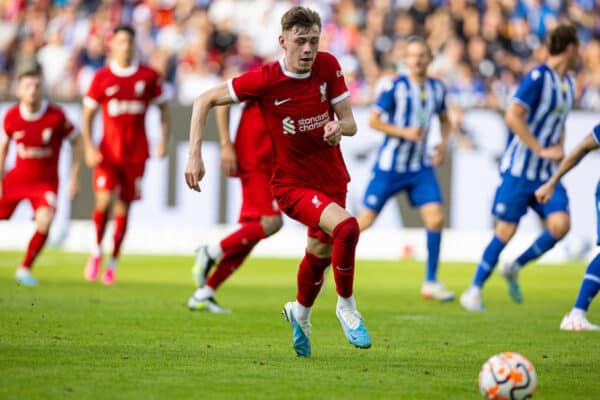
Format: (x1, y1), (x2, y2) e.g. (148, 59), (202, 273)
(358, 171), (396, 231)
(560, 253), (600, 331)
(283, 238), (332, 357)
(500, 183), (570, 302)
(189, 215), (283, 313)
(15, 206), (54, 286)
(85, 165), (114, 281)
(318, 202), (371, 349)
(410, 168), (453, 301)
(102, 198), (130, 285)
(561, 183), (599, 331)
(461, 176), (527, 311)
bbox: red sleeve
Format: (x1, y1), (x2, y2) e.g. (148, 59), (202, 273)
(84, 71), (104, 109)
(324, 53), (350, 105)
(229, 67), (267, 103)
(2, 111), (13, 141)
(61, 113), (77, 140)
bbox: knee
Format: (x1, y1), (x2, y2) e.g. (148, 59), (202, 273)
(35, 209), (54, 234)
(332, 217), (360, 246)
(495, 222), (517, 243)
(426, 213), (444, 231)
(261, 215), (283, 236)
(548, 219), (570, 240)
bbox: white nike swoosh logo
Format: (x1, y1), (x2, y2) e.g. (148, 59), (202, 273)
(105, 85), (119, 96)
(274, 98), (291, 106)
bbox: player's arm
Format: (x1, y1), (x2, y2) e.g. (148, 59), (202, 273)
(431, 111), (451, 166)
(505, 102), (563, 161)
(81, 103), (102, 167)
(185, 81), (235, 191)
(156, 101), (170, 158)
(0, 134), (9, 199)
(368, 110), (424, 142)
(536, 133), (600, 203)
(215, 104), (237, 176)
(69, 134), (83, 200)
(324, 97), (357, 146)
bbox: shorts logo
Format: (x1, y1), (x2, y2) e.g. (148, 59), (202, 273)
(283, 116), (295, 135)
(312, 195), (322, 209)
(97, 175), (107, 188)
(45, 191), (57, 208)
(320, 82), (327, 102)
(367, 195), (378, 206)
(495, 203), (506, 215)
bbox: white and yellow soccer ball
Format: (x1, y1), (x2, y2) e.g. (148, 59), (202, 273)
(478, 352), (537, 400)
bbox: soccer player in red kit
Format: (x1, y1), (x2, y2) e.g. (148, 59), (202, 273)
(184, 7), (371, 357)
(0, 63), (82, 286)
(82, 25), (169, 285)
(188, 101), (283, 313)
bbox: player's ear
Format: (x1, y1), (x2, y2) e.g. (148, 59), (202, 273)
(278, 34), (286, 50)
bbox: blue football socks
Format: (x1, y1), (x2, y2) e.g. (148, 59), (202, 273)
(473, 235), (506, 288)
(515, 230), (558, 269)
(426, 230), (442, 282)
(574, 253), (600, 312)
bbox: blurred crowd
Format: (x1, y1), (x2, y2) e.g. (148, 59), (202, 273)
(1, 0), (600, 115)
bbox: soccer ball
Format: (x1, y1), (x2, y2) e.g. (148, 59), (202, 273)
(478, 352), (537, 400)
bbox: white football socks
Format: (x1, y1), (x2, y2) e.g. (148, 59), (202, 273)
(207, 244), (223, 260)
(294, 301), (312, 322)
(337, 295), (356, 311)
(194, 286), (215, 300)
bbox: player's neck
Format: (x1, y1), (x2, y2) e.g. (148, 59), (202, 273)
(547, 56), (569, 77)
(115, 58), (133, 69)
(21, 100), (42, 114)
(408, 72), (427, 84)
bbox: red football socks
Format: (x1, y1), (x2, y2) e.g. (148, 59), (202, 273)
(22, 230), (48, 269)
(206, 244), (256, 289)
(296, 251), (331, 307)
(219, 221), (266, 254)
(331, 217), (360, 298)
(112, 214), (128, 259)
(92, 210), (108, 248)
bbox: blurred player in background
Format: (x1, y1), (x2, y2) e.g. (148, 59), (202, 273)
(184, 6), (371, 357)
(461, 24), (579, 312)
(82, 25), (169, 285)
(357, 36), (454, 302)
(536, 124), (600, 331)
(0, 62), (82, 286)
(187, 101), (283, 313)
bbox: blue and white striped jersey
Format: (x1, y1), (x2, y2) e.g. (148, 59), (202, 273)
(500, 64), (575, 181)
(372, 75), (446, 174)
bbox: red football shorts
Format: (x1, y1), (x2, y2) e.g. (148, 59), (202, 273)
(239, 172), (280, 222)
(272, 184), (347, 244)
(0, 172), (57, 218)
(93, 162), (145, 202)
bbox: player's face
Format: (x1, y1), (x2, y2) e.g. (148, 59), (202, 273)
(405, 42), (432, 77)
(280, 24), (320, 73)
(111, 31), (135, 65)
(16, 75), (43, 107)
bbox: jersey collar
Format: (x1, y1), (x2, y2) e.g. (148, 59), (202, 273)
(19, 100), (48, 121)
(279, 58), (311, 79)
(109, 59), (139, 77)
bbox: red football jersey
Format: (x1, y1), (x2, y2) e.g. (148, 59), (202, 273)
(84, 61), (166, 164)
(2, 100), (76, 185)
(234, 100), (272, 175)
(230, 52), (351, 194)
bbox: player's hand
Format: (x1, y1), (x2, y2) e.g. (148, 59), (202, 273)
(155, 138), (168, 158)
(539, 145), (564, 161)
(323, 121), (342, 146)
(220, 143), (238, 176)
(403, 127), (425, 142)
(431, 142), (447, 166)
(184, 154), (205, 192)
(69, 178), (80, 201)
(84, 145), (102, 168)
(535, 182), (556, 204)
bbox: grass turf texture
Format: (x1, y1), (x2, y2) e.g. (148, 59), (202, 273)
(1, 251), (599, 399)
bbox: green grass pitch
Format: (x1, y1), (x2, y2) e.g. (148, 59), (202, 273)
(1, 250), (599, 399)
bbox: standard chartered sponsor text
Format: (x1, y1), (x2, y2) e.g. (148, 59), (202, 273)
(298, 111), (330, 132)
